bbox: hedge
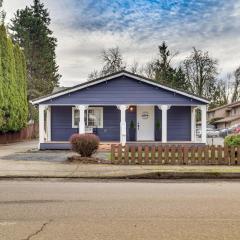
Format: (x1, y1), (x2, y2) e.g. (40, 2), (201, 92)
(0, 25), (28, 132)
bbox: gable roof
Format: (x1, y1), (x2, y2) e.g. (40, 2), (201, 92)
(208, 101), (240, 113)
(30, 70), (209, 105)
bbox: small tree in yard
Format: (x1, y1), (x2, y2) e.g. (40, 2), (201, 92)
(70, 134), (100, 157)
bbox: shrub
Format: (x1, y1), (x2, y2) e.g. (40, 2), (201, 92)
(69, 133), (100, 157)
(224, 134), (240, 147)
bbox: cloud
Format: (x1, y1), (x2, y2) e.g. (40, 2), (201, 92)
(3, 0), (240, 86)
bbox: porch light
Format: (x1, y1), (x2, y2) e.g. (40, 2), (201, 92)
(129, 106), (134, 112)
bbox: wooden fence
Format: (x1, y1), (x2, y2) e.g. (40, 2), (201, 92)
(0, 124), (38, 144)
(111, 144), (240, 165)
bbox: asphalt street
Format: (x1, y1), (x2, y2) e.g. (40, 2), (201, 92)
(1, 180), (240, 240)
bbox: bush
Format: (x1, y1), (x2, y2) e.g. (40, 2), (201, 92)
(224, 134), (240, 147)
(70, 134), (100, 157)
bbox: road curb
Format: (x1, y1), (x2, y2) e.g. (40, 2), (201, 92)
(1, 172), (240, 180)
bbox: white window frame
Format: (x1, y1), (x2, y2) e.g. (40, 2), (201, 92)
(72, 107), (103, 129)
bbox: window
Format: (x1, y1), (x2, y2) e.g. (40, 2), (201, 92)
(232, 108), (237, 116)
(72, 107), (103, 128)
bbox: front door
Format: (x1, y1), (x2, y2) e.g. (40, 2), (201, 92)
(137, 106), (154, 141)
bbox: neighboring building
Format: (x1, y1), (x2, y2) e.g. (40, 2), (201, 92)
(207, 101), (240, 129)
(31, 71), (209, 150)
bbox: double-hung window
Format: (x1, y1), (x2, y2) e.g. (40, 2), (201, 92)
(72, 107), (103, 129)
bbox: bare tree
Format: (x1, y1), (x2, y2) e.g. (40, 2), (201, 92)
(88, 47), (126, 80)
(143, 62), (155, 79)
(88, 70), (99, 81)
(183, 47), (218, 100)
(231, 66), (240, 103)
(129, 60), (139, 74)
(101, 47), (125, 75)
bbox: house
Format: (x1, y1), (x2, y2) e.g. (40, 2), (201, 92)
(207, 101), (240, 129)
(31, 71), (209, 150)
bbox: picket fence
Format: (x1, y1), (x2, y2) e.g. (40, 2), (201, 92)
(111, 144), (240, 165)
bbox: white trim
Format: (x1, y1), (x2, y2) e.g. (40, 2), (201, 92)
(36, 103), (205, 107)
(46, 106), (51, 141)
(72, 107), (78, 128)
(200, 105), (207, 144)
(31, 72), (209, 105)
(158, 105), (171, 143)
(191, 106), (196, 142)
(118, 105), (128, 145)
(72, 106), (103, 129)
(38, 105), (48, 149)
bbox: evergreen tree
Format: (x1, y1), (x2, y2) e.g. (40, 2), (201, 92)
(0, 0), (5, 24)
(151, 42), (189, 91)
(0, 25), (28, 132)
(10, 0), (60, 100)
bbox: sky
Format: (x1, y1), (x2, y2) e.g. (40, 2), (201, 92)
(3, 0), (240, 87)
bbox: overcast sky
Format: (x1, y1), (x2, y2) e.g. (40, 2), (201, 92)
(3, 0), (240, 87)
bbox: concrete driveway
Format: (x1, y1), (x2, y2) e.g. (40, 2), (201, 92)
(0, 140), (74, 162)
(0, 140), (38, 158)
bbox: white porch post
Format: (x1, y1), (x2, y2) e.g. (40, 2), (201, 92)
(76, 105), (88, 134)
(46, 106), (51, 141)
(200, 105), (207, 144)
(38, 105), (47, 149)
(158, 105), (171, 143)
(118, 105), (128, 145)
(191, 107), (196, 142)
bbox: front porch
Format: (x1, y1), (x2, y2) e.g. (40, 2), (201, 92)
(38, 104), (207, 150)
(40, 141), (206, 151)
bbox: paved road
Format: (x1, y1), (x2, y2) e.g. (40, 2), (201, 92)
(1, 180), (240, 240)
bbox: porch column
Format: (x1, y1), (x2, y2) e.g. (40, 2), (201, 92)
(46, 106), (51, 141)
(191, 107), (196, 142)
(200, 105), (207, 144)
(118, 105), (128, 145)
(158, 105), (171, 143)
(38, 105), (47, 148)
(76, 105), (88, 134)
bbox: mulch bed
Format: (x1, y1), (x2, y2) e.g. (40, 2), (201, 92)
(67, 155), (104, 164)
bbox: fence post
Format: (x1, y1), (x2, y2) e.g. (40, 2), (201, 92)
(183, 147), (187, 165)
(138, 145), (143, 164)
(237, 146), (240, 165)
(151, 145), (156, 164)
(230, 146), (235, 165)
(157, 146), (162, 164)
(111, 145), (115, 164)
(117, 145), (122, 164)
(130, 145), (135, 164)
(145, 146), (149, 164)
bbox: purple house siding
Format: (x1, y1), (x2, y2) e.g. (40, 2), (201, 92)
(41, 76), (204, 105)
(51, 106), (137, 142)
(167, 106), (191, 141)
(95, 106), (120, 141)
(51, 106), (78, 141)
(50, 105), (191, 142)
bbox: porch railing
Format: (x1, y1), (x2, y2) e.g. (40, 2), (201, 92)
(111, 144), (240, 165)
